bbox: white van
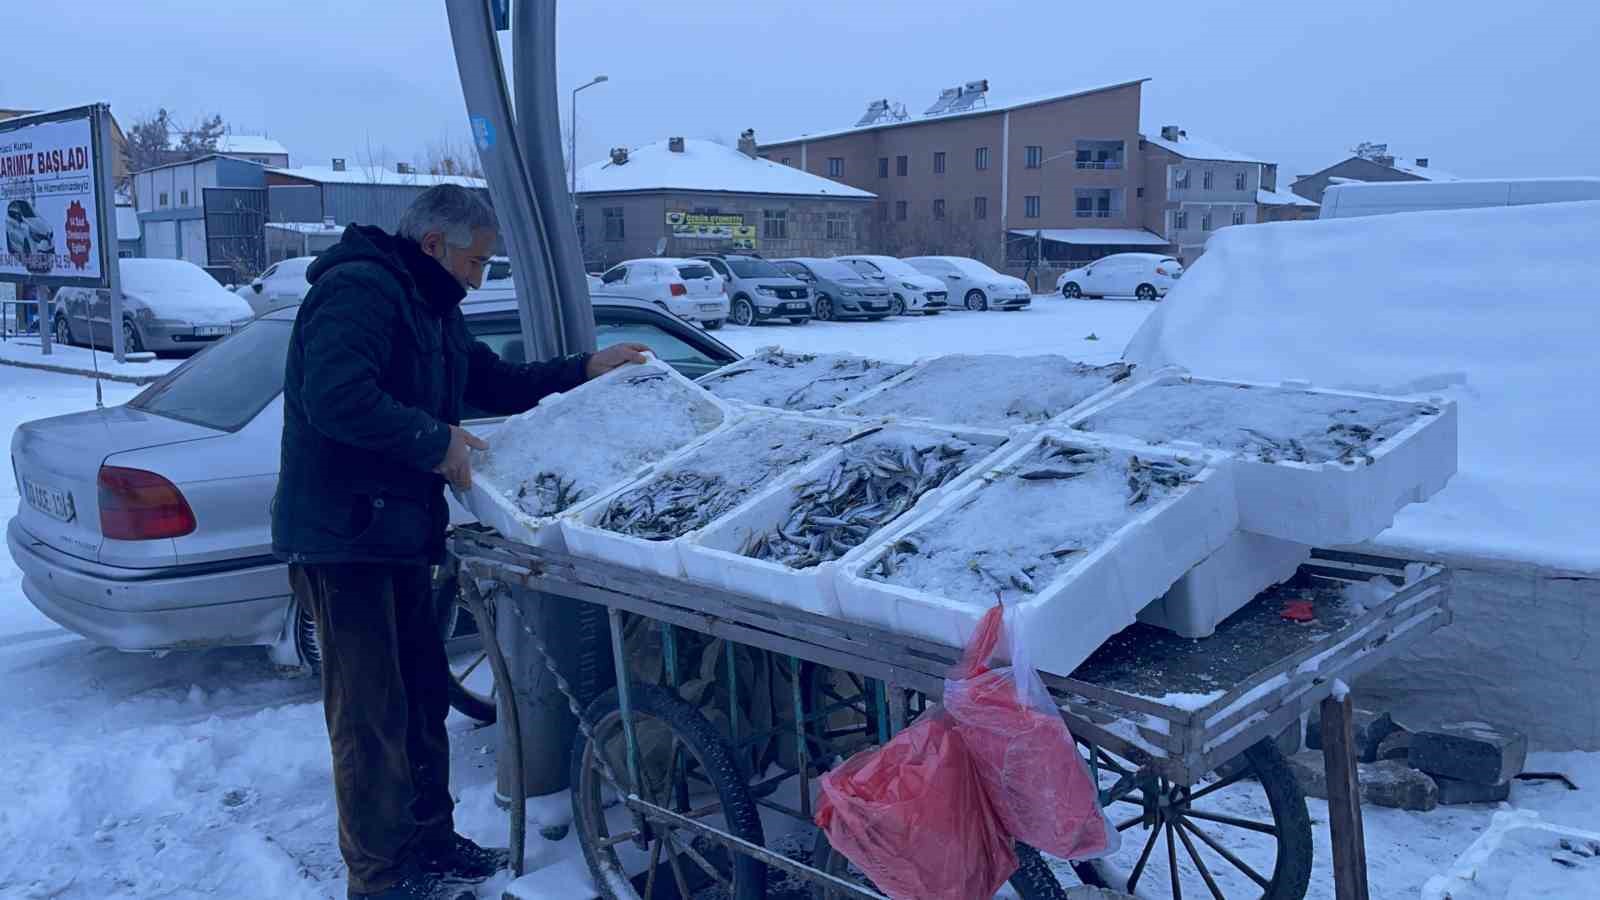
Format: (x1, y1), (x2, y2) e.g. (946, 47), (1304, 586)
(1319, 177), (1600, 219)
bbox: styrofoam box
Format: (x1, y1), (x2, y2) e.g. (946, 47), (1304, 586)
(679, 424), (1013, 617)
(695, 349), (913, 414)
(560, 412), (857, 579)
(829, 353), (1136, 435)
(1063, 372), (1458, 547)
(835, 432), (1239, 675)
(1137, 531), (1312, 638)
(460, 357), (738, 550)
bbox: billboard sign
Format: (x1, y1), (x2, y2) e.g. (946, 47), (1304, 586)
(0, 105), (113, 288)
(665, 210), (758, 242)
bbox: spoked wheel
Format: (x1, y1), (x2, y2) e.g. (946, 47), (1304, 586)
(572, 684), (768, 900)
(811, 831), (1068, 899)
(432, 561), (497, 724)
(122, 318), (144, 353)
(814, 294), (834, 321)
(965, 289), (988, 311)
(1062, 282), (1082, 298)
(1136, 284), (1159, 301)
(1077, 738), (1313, 899)
(889, 296), (906, 316)
(731, 297), (755, 327)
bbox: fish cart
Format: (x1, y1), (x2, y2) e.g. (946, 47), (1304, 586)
(450, 527), (1451, 900)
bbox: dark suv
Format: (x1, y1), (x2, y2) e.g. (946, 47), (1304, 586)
(694, 253), (813, 327)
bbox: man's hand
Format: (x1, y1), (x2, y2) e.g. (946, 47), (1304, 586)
(435, 425), (489, 491)
(585, 342), (652, 380)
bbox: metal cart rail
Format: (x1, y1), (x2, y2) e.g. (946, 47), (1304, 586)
(452, 529), (1450, 900)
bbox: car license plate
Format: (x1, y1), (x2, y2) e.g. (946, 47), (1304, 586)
(22, 477), (75, 523)
(195, 325), (229, 337)
(698, 303), (722, 312)
(786, 303), (808, 311)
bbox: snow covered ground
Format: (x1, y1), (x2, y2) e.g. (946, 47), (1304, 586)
(1, 302), (1595, 899)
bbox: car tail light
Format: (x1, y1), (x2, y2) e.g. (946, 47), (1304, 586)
(98, 465), (196, 540)
(669, 283), (687, 297)
(1156, 266), (1170, 276)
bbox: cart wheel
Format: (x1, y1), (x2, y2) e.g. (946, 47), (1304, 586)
(1078, 737), (1313, 900)
(572, 684), (768, 900)
(810, 830), (1068, 899)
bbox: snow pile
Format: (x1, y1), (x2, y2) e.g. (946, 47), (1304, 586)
(1124, 200), (1600, 573)
(471, 361), (726, 536)
(843, 354), (1131, 430)
(1422, 810), (1600, 899)
(698, 349), (909, 411)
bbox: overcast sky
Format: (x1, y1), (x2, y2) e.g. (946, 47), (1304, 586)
(9, 0), (1596, 183)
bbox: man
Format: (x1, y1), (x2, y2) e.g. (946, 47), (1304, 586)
(272, 184), (647, 900)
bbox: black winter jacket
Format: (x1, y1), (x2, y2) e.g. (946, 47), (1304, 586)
(271, 225), (588, 565)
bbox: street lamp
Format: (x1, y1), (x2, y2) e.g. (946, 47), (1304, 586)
(570, 74), (609, 199)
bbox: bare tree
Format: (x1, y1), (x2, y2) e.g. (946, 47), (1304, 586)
(421, 129), (484, 179)
(177, 113), (225, 156)
(125, 109), (176, 176)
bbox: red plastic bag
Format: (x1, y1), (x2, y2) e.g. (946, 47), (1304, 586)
(943, 603), (1118, 862)
(815, 711), (1017, 900)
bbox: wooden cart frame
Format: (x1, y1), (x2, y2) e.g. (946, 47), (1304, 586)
(452, 529), (1451, 900)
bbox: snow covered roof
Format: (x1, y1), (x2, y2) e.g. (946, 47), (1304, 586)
(1388, 159), (1459, 181)
(216, 134), (288, 157)
(762, 79), (1150, 147)
(115, 205), (140, 241)
(1143, 133), (1266, 164)
(1009, 228), (1170, 246)
(265, 221), (346, 236)
(1257, 187), (1318, 207)
(267, 165), (488, 189)
(575, 139), (874, 199)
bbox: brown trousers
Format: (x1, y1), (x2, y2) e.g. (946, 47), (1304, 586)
(290, 563), (454, 894)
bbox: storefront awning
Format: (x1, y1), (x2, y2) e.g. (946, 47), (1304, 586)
(1008, 228), (1170, 246)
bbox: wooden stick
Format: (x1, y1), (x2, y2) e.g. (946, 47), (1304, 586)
(1320, 693), (1370, 900)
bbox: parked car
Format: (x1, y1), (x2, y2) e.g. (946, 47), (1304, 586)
(485, 255), (513, 282)
(1056, 253), (1183, 300)
(774, 257), (894, 321)
(693, 253), (812, 327)
(238, 256), (315, 315)
(903, 256), (1032, 310)
(7, 291), (739, 719)
(586, 272), (605, 294)
(598, 257), (730, 329)
(53, 258), (255, 354)
(835, 255), (949, 315)
(5, 198), (55, 272)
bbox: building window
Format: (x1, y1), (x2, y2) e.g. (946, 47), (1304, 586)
(826, 211), (850, 240)
(895, 200), (907, 221)
(1074, 188), (1122, 219)
(975, 146), (990, 170)
(179, 189), (189, 206)
(1136, 187), (1144, 198)
(781, 156), (792, 166)
(1025, 146), (1043, 169)
(974, 196), (988, 220)
(1201, 211), (1213, 231)
(691, 206), (721, 216)
(877, 201), (889, 222)
(933, 151), (946, 174)
(1075, 139), (1125, 169)
(1024, 195), (1041, 218)
(1173, 168), (1190, 190)
(603, 207), (625, 241)
(575, 207), (586, 246)
(828, 157), (844, 177)
(878, 157), (889, 178)
(932, 198), (945, 220)
(159, 192), (169, 208)
(1202, 170), (1215, 190)
(896, 155), (908, 177)
(1173, 209), (1189, 231)
(1232, 208), (1246, 226)
(1235, 171), (1247, 191)
(763, 209), (788, 239)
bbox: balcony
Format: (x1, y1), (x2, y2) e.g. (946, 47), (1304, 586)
(1074, 187), (1123, 220)
(1075, 139), (1126, 171)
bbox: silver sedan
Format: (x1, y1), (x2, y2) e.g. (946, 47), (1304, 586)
(8, 291), (740, 719)
(51, 258), (255, 355)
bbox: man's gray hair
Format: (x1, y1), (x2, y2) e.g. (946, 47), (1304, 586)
(396, 184), (498, 248)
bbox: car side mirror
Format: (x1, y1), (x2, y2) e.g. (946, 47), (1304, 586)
(251, 283), (263, 294)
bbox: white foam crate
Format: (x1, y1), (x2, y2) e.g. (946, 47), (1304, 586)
(1137, 531), (1312, 638)
(1063, 371), (1458, 547)
(459, 358), (738, 550)
(679, 424), (1013, 617)
(830, 353), (1135, 434)
(836, 432), (1238, 675)
(695, 349), (913, 414)
(560, 412), (856, 579)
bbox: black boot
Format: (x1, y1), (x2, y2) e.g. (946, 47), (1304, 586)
(348, 868), (474, 900)
(416, 832), (512, 884)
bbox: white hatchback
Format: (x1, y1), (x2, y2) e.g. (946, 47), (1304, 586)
(598, 258), (731, 329)
(903, 255), (1032, 311)
(239, 256), (315, 315)
(1056, 253), (1183, 301)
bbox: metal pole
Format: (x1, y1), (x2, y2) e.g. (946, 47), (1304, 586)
(95, 104), (126, 363)
(569, 76), (607, 202)
(37, 285), (51, 355)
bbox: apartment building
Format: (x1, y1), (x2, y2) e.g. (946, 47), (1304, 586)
(1290, 142), (1458, 204)
(759, 79), (1165, 270)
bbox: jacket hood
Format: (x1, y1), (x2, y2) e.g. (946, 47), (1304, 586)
(307, 225), (467, 314)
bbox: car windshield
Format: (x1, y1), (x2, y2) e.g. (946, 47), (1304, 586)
(487, 258), (512, 280)
(726, 257), (783, 278)
(127, 318), (293, 431)
(867, 258), (919, 278)
(805, 259), (859, 281)
(676, 263), (715, 280)
(12, 200), (36, 218)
